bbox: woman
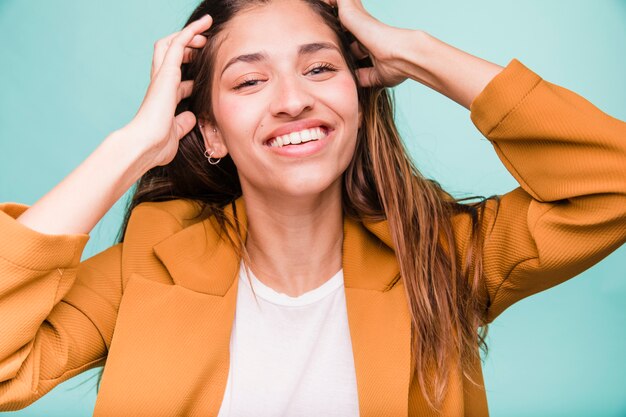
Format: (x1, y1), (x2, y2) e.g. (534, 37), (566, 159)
(1, 0), (624, 416)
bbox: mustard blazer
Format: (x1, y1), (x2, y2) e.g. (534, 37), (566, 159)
(1, 59), (625, 416)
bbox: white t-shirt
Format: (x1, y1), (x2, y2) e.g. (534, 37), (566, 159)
(216, 263), (360, 417)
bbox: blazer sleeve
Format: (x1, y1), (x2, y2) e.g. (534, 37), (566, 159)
(0, 203), (123, 411)
(463, 59), (626, 323)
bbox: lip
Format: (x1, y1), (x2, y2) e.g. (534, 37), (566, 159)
(263, 119), (333, 145)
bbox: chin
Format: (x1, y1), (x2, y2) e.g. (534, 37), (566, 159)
(286, 179), (340, 198)
(268, 173), (343, 201)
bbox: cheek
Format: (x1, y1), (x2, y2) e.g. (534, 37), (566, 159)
(213, 94), (251, 131)
(212, 94), (260, 155)
(322, 76), (361, 159)
(322, 75), (360, 123)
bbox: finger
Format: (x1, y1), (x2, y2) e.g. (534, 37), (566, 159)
(152, 30), (208, 79)
(160, 15), (213, 76)
(182, 35), (208, 64)
(356, 67), (380, 87)
(188, 34), (208, 48)
(177, 80), (194, 102)
(174, 111), (198, 140)
(182, 34), (209, 64)
(154, 35), (207, 79)
(151, 31), (181, 80)
(349, 40), (369, 60)
(182, 47), (198, 64)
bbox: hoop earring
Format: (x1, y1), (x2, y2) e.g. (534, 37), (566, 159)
(204, 149), (221, 165)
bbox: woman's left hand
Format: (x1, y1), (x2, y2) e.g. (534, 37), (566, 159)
(324, 0), (504, 108)
(323, 0), (415, 88)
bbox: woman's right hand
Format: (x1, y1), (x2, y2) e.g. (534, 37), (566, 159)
(124, 14), (213, 168)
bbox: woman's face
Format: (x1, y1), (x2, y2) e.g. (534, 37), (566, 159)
(208, 0), (360, 200)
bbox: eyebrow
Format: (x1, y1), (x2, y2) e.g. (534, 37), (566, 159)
(220, 42), (341, 77)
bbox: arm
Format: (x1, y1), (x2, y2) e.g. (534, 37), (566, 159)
(464, 60), (626, 321)
(0, 199), (189, 410)
(1, 16), (214, 409)
(0, 204), (122, 409)
(386, 30), (503, 110)
(15, 129), (151, 235)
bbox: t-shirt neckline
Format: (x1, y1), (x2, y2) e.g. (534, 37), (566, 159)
(238, 263), (344, 307)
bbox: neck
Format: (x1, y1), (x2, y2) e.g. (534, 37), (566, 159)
(242, 184), (344, 297)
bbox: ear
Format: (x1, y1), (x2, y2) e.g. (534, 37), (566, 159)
(198, 120), (229, 158)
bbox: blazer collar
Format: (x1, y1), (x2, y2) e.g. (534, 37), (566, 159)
(153, 197), (400, 295)
(152, 197), (410, 417)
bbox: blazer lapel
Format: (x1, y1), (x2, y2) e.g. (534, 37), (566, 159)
(143, 199), (247, 416)
(153, 199), (247, 296)
(95, 199), (248, 416)
(343, 217), (412, 417)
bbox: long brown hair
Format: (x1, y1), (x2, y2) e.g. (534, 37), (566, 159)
(111, 0), (495, 410)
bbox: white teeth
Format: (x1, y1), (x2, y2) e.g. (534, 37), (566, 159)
(289, 131), (302, 144)
(269, 127), (328, 148)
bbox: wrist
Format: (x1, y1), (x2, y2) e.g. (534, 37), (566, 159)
(393, 30), (441, 89)
(396, 30), (503, 109)
(104, 127), (153, 184)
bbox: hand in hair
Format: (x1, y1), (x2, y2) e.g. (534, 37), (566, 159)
(126, 14), (213, 168)
(323, 1), (503, 108)
(322, 0), (413, 88)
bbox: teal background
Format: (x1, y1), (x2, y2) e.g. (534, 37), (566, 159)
(0, 0), (624, 416)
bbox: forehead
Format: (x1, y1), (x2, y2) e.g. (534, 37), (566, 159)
(214, 0), (340, 63)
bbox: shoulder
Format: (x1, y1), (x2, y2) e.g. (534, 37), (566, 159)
(131, 199), (205, 222)
(124, 199), (208, 244)
(119, 199), (214, 285)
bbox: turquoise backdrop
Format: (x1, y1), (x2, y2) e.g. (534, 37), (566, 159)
(1, 0), (624, 416)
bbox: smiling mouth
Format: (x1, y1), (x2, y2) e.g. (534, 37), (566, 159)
(266, 127), (329, 148)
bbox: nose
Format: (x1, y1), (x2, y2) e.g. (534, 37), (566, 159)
(269, 75), (315, 118)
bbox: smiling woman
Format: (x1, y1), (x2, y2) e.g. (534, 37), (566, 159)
(0, 0), (625, 417)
